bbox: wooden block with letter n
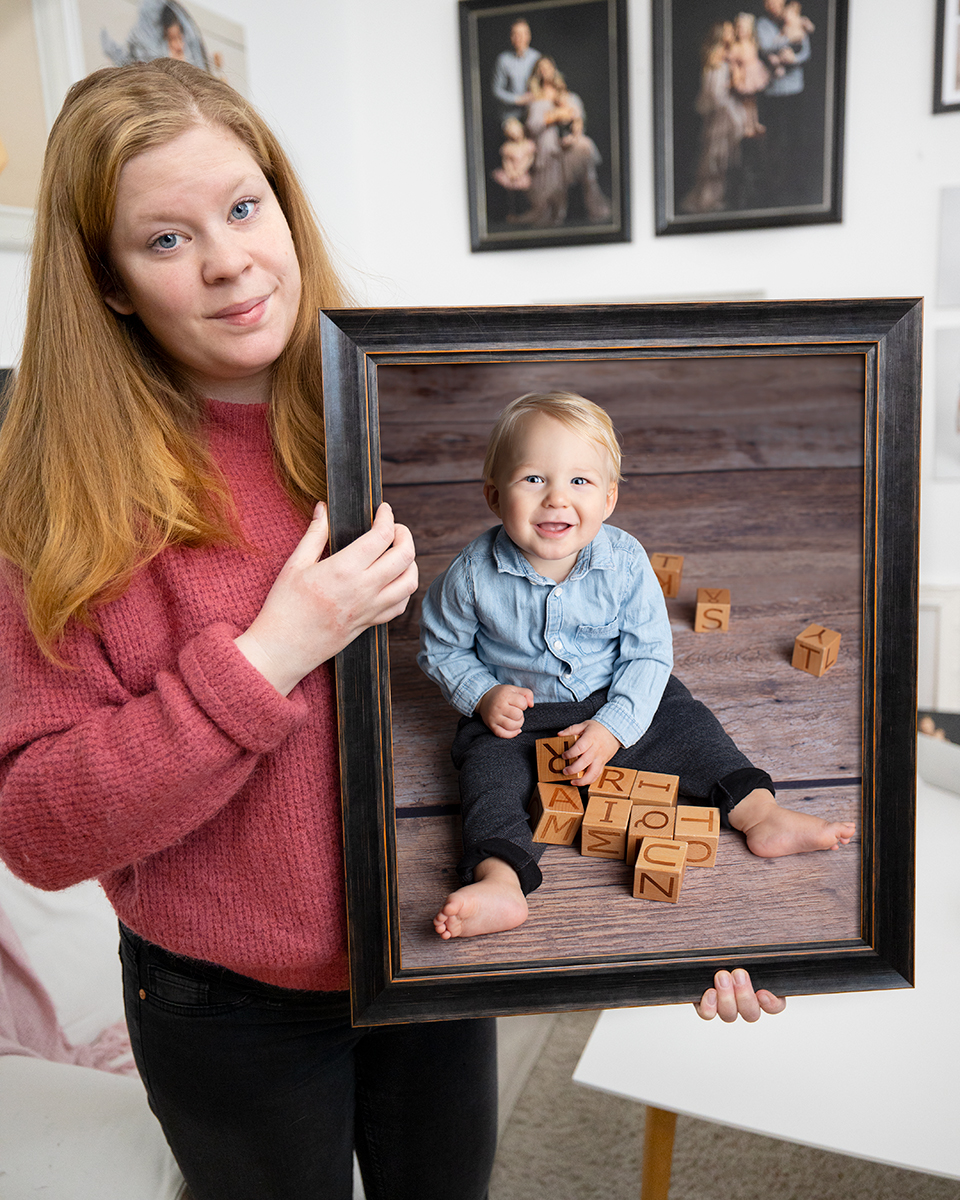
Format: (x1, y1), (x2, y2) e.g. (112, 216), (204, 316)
(581, 795), (632, 860)
(633, 838), (688, 903)
(535, 735), (581, 782)
(792, 624), (842, 677)
(528, 782), (584, 846)
(626, 804), (676, 863)
(630, 771), (679, 807)
(588, 765), (637, 801)
(693, 588), (731, 632)
(673, 805), (721, 867)
(650, 553), (683, 598)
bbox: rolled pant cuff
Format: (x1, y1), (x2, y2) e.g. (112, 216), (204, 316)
(711, 768), (775, 828)
(457, 838), (544, 896)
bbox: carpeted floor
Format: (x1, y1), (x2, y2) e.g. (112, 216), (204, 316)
(491, 1010), (960, 1200)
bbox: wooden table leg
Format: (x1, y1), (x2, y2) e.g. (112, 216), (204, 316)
(641, 1106), (677, 1200)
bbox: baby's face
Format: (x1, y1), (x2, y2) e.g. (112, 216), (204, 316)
(483, 412), (618, 582)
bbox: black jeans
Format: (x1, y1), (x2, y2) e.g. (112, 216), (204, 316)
(120, 925), (498, 1200)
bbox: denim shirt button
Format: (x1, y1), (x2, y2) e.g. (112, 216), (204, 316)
(553, 639), (563, 651)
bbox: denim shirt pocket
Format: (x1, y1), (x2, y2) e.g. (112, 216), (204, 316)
(574, 620), (620, 654)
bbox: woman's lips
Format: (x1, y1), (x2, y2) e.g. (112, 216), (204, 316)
(210, 295), (270, 324)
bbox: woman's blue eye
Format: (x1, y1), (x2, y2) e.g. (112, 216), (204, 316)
(153, 232), (180, 250)
(231, 199), (256, 220)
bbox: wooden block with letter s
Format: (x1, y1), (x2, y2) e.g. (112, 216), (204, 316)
(693, 588), (731, 632)
(673, 804), (721, 867)
(792, 624), (841, 677)
(633, 838), (688, 902)
(581, 795), (632, 860)
(650, 553), (684, 598)
(528, 782), (584, 846)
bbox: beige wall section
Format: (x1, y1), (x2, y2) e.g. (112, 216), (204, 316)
(0, 0), (49, 209)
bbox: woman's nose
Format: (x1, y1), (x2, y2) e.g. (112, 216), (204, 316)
(201, 230), (253, 283)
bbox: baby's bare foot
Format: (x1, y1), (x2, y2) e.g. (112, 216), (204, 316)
(729, 789), (856, 859)
(433, 858), (528, 939)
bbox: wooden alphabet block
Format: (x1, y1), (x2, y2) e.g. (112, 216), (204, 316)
(693, 588), (731, 632)
(650, 553), (684, 598)
(629, 771), (679, 807)
(633, 838), (688, 902)
(673, 805), (720, 867)
(589, 765), (638, 801)
(581, 795), (632, 860)
(528, 782), (585, 845)
(792, 624), (841, 677)
(626, 804), (676, 863)
(535, 735), (581, 782)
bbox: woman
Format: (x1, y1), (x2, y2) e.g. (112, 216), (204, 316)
(0, 56), (782, 1200)
(681, 21), (748, 214)
(518, 55), (610, 227)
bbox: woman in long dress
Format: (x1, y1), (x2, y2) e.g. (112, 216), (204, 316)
(681, 22), (748, 214)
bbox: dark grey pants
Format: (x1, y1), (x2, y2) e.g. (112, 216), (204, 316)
(451, 674), (773, 894)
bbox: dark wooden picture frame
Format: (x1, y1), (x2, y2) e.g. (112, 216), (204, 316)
(653, 0), (847, 235)
(320, 299), (920, 1027)
(459, 0), (630, 251)
(934, 0), (960, 113)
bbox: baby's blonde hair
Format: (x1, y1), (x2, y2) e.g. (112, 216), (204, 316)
(482, 391), (622, 483)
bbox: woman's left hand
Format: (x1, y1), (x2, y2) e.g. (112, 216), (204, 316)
(694, 969), (786, 1022)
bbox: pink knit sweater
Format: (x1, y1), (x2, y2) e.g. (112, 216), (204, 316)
(0, 400), (348, 992)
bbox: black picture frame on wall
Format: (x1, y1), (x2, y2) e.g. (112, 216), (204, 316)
(320, 298), (920, 1028)
(653, 0), (847, 235)
(934, 0), (960, 113)
(459, 0), (630, 251)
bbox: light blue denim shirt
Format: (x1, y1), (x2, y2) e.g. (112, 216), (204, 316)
(417, 524), (673, 748)
(756, 17), (810, 96)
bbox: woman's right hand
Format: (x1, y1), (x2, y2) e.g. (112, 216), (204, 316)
(235, 501), (417, 695)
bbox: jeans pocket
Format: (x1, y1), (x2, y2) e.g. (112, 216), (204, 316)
(143, 962), (253, 1017)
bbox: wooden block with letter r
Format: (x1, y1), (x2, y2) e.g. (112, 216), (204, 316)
(693, 588), (731, 632)
(535, 735), (581, 782)
(581, 795), (632, 860)
(626, 804), (676, 863)
(629, 771), (679, 807)
(528, 782), (584, 846)
(673, 805), (721, 867)
(588, 765), (637, 802)
(792, 624), (841, 677)
(633, 838), (688, 902)
(650, 553), (684, 598)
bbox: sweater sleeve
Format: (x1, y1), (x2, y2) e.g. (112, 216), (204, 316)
(0, 587), (309, 891)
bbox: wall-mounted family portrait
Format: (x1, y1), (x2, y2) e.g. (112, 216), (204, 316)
(934, 0), (960, 113)
(458, 0), (629, 252)
(320, 299), (919, 1027)
(654, 0), (847, 235)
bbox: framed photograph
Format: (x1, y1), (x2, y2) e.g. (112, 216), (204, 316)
(320, 298), (920, 1026)
(934, 0), (960, 113)
(653, 0), (847, 235)
(458, 0), (629, 252)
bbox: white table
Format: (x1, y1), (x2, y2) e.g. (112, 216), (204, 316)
(573, 777), (960, 1189)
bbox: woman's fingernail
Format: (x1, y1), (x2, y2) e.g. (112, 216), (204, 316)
(733, 969), (749, 986)
(716, 971), (732, 989)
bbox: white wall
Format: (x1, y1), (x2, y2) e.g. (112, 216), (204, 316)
(2, 0), (958, 589)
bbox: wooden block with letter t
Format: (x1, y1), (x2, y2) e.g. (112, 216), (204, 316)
(528, 782), (584, 846)
(694, 588), (731, 632)
(535, 735), (580, 782)
(581, 795), (632, 860)
(588, 765), (637, 802)
(673, 805), (721, 867)
(626, 804), (676, 863)
(792, 624), (842, 677)
(633, 838), (688, 902)
(629, 771), (679, 807)
(650, 553), (684, 598)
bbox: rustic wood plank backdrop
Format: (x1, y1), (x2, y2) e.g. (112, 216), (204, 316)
(377, 353), (865, 970)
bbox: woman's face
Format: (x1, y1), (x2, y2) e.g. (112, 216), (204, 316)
(537, 58), (556, 85)
(104, 122), (302, 404)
